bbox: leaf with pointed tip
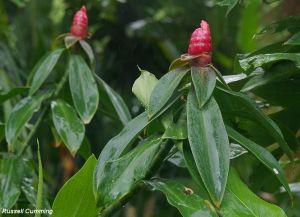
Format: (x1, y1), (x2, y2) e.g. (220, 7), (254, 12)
(191, 66), (216, 108)
(132, 69), (158, 108)
(95, 75), (131, 126)
(97, 136), (162, 207)
(68, 54), (99, 124)
(35, 142), (43, 217)
(29, 49), (64, 95)
(5, 91), (52, 151)
(217, 87), (293, 161)
(221, 169), (288, 217)
(146, 179), (218, 217)
(52, 155), (98, 217)
(148, 67), (189, 118)
(64, 35), (80, 49)
(284, 31), (300, 45)
(226, 126), (292, 198)
(51, 100), (85, 155)
(79, 40), (94, 63)
(187, 88), (229, 206)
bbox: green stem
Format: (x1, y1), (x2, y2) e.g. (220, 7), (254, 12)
(99, 139), (173, 217)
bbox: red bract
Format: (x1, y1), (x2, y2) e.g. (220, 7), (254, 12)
(188, 20), (212, 55)
(70, 6), (88, 39)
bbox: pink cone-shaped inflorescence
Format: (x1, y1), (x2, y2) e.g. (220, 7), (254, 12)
(70, 6), (88, 39)
(188, 20), (212, 67)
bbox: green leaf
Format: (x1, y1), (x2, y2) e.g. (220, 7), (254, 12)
(239, 53), (300, 72)
(217, 87), (293, 160)
(5, 91), (52, 151)
(148, 67), (189, 118)
(216, 0), (239, 16)
(187, 88), (229, 206)
(95, 75), (131, 126)
(79, 40), (95, 63)
(0, 156), (25, 208)
(229, 143), (248, 159)
(97, 136), (162, 207)
(146, 179), (218, 217)
(169, 57), (189, 71)
(226, 126), (292, 198)
(163, 108), (187, 140)
(0, 123), (5, 142)
(132, 69), (158, 108)
(191, 66), (216, 108)
(241, 62), (297, 92)
(64, 35), (80, 49)
(29, 48), (64, 95)
(221, 169), (288, 217)
(285, 31), (300, 45)
(94, 112), (149, 200)
(68, 54), (99, 124)
(52, 155), (98, 217)
(35, 142), (43, 217)
(51, 100), (85, 155)
(0, 87), (29, 104)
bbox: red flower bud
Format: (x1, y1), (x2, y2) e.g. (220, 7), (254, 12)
(70, 6), (88, 39)
(187, 20), (212, 67)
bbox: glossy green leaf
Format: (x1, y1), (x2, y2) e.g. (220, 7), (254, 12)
(221, 169), (288, 217)
(132, 69), (158, 108)
(285, 31), (300, 45)
(79, 40), (95, 63)
(51, 100), (85, 155)
(94, 112), (149, 200)
(35, 142), (43, 217)
(94, 93), (182, 202)
(191, 66), (216, 108)
(52, 155), (98, 217)
(229, 143), (248, 159)
(5, 91), (52, 151)
(0, 156), (25, 208)
(0, 87), (29, 104)
(163, 108), (187, 140)
(95, 75), (131, 126)
(217, 87), (293, 160)
(97, 136), (162, 207)
(239, 53), (300, 72)
(68, 54), (99, 124)
(187, 88), (229, 206)
(29, 48), (64, 95)
(241, 62), (297, 92)
(148, 67), (189, 118)
(146, 179), (218, 217)
(226, 126), (292, 198)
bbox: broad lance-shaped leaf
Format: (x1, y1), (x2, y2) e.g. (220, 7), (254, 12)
(51, 100), (85, 155)
(191, 66), (216, 108)
(52, 155), (98, 217)
(29, 49), (64, 95)
(146, 179), (218, 217)
(221, 168), (288, 217)
(68, 54), (99, 124)
(182, 148), (288, 217)
(0, 156), (25, 209)
(94, 93), (182, 202)
(148, 66), (189, 118)
(217, 87), (293, 161)
(95, 75), (131, 126)
(132, 69), (158, 108)
(97, 136), (162, 207)
(187, 88), (229, 206)
(5, 91), (52, 151)
(226, 126), (292, 198)
(94, 112), (148, 200)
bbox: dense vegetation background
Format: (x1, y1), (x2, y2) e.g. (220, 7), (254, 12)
(1, 0), (300, 216)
